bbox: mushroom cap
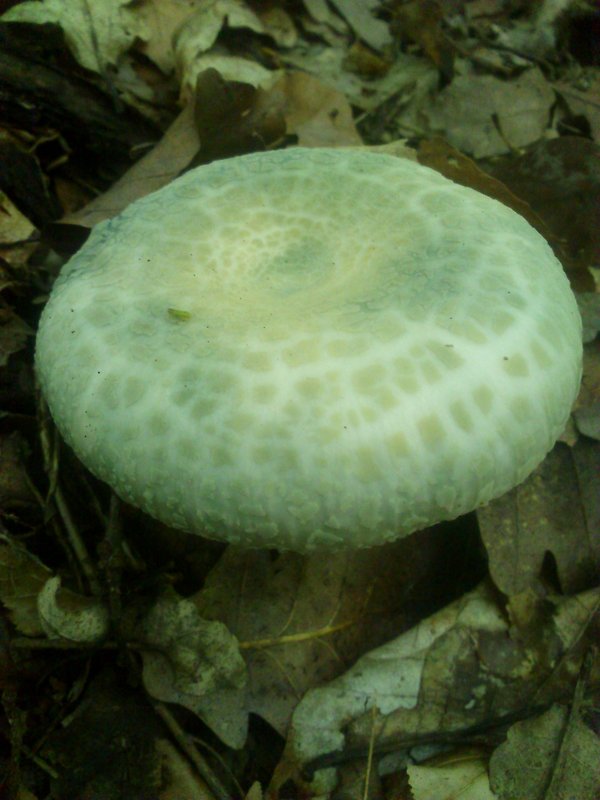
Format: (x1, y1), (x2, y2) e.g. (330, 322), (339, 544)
(36, 148), (582, 550)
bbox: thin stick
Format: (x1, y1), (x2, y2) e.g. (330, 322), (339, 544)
(152, 700), (232, 800)
(362, 705), (378, 800)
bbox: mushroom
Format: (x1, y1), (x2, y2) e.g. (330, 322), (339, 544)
(35, 148), (582, 551)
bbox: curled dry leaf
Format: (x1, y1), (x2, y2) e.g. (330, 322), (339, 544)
(2, 0), (145, 74)
(37, 576), (110, 643)
(191, 68), (285, 163)
(174, 1), (283, 98)
(136, 0), (298, 78)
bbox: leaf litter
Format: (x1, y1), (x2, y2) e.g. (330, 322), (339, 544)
(0, 0), (598, 798)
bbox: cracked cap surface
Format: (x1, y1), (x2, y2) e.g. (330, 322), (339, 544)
(35, 148), (582, 550)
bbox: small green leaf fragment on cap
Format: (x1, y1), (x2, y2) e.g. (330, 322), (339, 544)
(167, 307), (191, 321)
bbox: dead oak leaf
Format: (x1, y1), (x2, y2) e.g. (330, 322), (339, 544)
(193, 535), (444, 739)
(478, 439), (600, 596)
(490, 703), (600, 800)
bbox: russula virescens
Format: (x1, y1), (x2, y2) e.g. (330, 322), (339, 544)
(36, 148), (582, 551)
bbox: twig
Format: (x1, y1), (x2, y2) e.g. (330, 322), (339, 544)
(54, 483), (103, 596)
(151, 700), (232, 800)
(362, 706), (377, 800)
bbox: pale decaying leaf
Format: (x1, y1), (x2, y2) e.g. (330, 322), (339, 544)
(173, 1), (284, 96)
(178, 53), (280, 98)
(409, 750), (498, 800)
(0, 540), (52, 636)
(577, 294), (600, 345)
(131, 588), (248, 748)
(133, 0), (207, 74)
(328, 0), (391, 52)
(492, 0), (574, 60)
(0, 191), (36, 250)
(285, 582), (506, 794)
(489, 704), (600, 800)
(425, 67), (555, 159)
(302, 0), (348, 32)
(281, 582), (599, 796)
(282, 44), (436, 113)
(244, 781), (263, 800)
(2, 0), (146, 73)
(478, 441), (600, 596)
(38, 576), (110, 643)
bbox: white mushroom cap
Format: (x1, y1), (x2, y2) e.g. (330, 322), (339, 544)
(35, 148), (582, 551)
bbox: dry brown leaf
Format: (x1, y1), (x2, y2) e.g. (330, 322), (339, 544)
(269, 71), (361, 147)
(174, 0), (282, 97)
(554, 72), (600, 143)
(280, 583), (599, 797)
(478, 440), (600, 596)
(0, 432), (37, 511)
(0, 191), (36, 259)
(329, 0), (391, 51)
(194, 532), (450, 741)
(135, 0), (204, 74)
(3, 0), (145, 74)
(578, 294), (600, 344)
(0, 309), (32, 368)
(485, 136), (600, 289)
(574, 338), (600, 440)
(0, 540), (51, 636)
(63, 100), (199, 229)
(279, 583), (509, 795)
(391, 0), (453, 73)
(191, 68), (285, 164)
(425, 67), (554, 158)
(417, 138), (555, 244)
(41, 669), (166, 800)
(489, 703), (600, 800)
